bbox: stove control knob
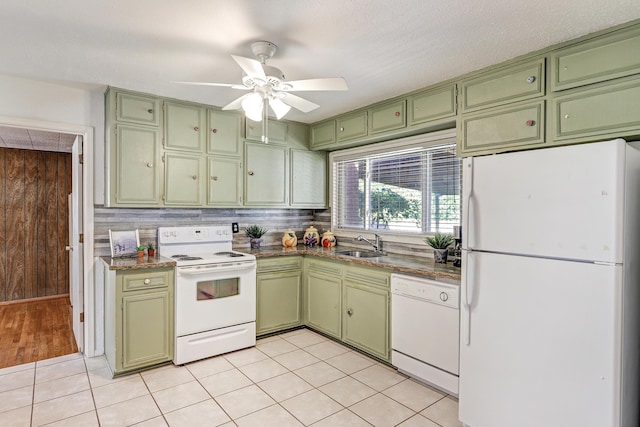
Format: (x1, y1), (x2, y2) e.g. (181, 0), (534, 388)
(439, 292), (449, 302)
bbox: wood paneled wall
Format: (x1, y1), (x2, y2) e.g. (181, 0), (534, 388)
(0, 148), (71, 302)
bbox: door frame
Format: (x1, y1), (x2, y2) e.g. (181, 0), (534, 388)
(0, 115), (96, 356)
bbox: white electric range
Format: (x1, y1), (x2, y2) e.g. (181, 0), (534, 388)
(158, 225), (257, 365)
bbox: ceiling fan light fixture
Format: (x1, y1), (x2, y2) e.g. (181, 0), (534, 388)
(241, 92), (263, 122)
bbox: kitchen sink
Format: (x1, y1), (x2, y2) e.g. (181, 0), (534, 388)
(335, 250), (385, 258)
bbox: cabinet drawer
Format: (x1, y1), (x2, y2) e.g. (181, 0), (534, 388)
(552, 75), (640, 141)
(369, 100), (406, 134)
(408, 84), (457, 126)
(461, 59), (545, 112)
(122, 270), (172, 292)
(459, 101), (545, 155)
(258, 257), (303, 274)
(344, 266), (390, 288)
(551, 26), (640, 92)
(164, 102), (205, 152)
(116, 92), (160, 126)
(337, 112), (368, 142)
(311, 120), (336, 149)
(246, 119), (287, 143)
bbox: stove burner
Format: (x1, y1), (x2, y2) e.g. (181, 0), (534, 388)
(215, 251), (245, 257)
(171, 254), (189, 258)
(177, 256), (204, 261)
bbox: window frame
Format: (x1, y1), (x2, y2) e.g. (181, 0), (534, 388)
(328, 129), (459, 246)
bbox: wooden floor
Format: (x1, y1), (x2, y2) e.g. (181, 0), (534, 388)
(0, 296), (78, 369)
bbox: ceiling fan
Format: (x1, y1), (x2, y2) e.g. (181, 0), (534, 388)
(177, 41), (348, 123)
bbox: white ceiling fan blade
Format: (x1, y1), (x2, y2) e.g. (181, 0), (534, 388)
(281, 93), (320, 113)
(283, 77), (348, 91)
(222, 94), (248, 111)
(174, 81), (249, 90)
(231, 55), (266, 81)
(269, 98), (292, 119)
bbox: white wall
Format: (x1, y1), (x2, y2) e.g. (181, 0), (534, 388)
(0, 73), (105, 203)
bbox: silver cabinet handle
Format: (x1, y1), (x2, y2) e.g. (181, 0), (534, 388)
(248, 171), (255, 176)
(347, 308), (353, 316)
(526, 76), (536, 83)
(147, 109), (153, 114)
(340, 127), (345, 132)
(146, 162), (153, 168)
(525, 120), (535, 127)
(211, 176), (218, 181)
(211, 128), (218, 134)
(193, 127), (200, 131)
(144, 278), (151, 285)
(192, 175), (198, 180)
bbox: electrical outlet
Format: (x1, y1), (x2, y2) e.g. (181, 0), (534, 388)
(232, 222), (239, 233)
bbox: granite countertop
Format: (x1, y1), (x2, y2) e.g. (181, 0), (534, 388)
(241, 245), (461, 284)
(100, 255), (177, 271)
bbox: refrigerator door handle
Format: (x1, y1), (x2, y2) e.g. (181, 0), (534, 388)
(463, 249), (474, 345)
(463, 157), (474, 249)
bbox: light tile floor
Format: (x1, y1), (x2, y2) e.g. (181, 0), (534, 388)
(0, 328), (461, 427)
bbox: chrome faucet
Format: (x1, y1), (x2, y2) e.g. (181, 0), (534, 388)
(357, 234), (382, 252)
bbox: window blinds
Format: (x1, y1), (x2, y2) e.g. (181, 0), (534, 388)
(332, 142), (461, 233)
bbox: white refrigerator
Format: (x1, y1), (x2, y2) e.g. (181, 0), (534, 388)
(460, 139), (640, 427)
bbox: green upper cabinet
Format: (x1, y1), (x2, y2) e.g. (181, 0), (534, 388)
(244, 142), (289, 206)
(164, 101), (205, 152)
(164, 153), (203, 205)
(113, 124), (161, 206)
(550, 25), (640, 92)
(461, 59), (545, 112)
(459, 100), (545, 156)
(337, 111), (368, 142)
(207, 156), (242, 207)
(290, 149), (327, 208)
(408, 84), (457, 126)
(369, 100), (406, 135)
(246, 119), (288, 144)
(310, 120), (336, 150)
(116, 92), (160, 126)
(207, 109), (242, 156)
(551, 74), (640, 142)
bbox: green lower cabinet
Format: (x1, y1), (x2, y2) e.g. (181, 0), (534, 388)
(104, 267), (174, 376)
(342, 282), (390, 361)
(256, 257), (303, 335)
(305, 260), (343, 339)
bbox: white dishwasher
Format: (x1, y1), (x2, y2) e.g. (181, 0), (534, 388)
(391, 273), (460, 395)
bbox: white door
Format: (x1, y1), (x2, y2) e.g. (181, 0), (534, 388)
(68, 135), (84, 351)
(459, 250), (621, 427)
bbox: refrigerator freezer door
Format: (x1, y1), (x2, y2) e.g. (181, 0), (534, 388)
(460, 250), (622, 427)
(462, 139), (626, 263)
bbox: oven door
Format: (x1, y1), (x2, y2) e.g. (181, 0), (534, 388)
(175, 261), (256, 336)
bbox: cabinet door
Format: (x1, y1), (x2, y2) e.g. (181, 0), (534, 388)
(207, 157), (242, 206)
(246, 119), (288, 143)
(290, 149), (327, 208)
(408, 84), (457, 126)
(369, 100), (406, 135)
(310, 120), (336, 149)
(305, 267), (342, 338)
(121, 289), (173, 370)
(459, 100), (545, 156)
(164, 153), (203, 205)
(207, 109), (242, 156)
(164, 101), (204, 152)
(257, 269), (302, 335)
(551, 25), (640, 91)
(461, 59), (545, 112)
(337, 112), (368, 142)
(551, 75), (640, 142)
(244, 142), (288, 206)
(343, 282), (390, 361)
(114, 124), (161, 205)
(116, 92), (160, 126)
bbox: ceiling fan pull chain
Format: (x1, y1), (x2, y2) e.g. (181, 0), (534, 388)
(262, 99), (269, 144)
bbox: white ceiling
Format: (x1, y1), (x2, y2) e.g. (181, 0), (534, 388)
(1, 0), (640, 125)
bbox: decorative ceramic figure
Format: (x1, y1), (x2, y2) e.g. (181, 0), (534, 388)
(282, 229), (298, 247)
(321, 231), (337, 247)
(303, 225), (319, 246)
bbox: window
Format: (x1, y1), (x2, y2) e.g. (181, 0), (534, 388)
(331, 133), (461, 234)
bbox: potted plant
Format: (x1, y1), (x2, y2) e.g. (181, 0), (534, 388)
(424, 232), (454, 263)
(135, 245), (145, 257)
(147, 242), (155, 257)
(245, 225), (268, 249)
